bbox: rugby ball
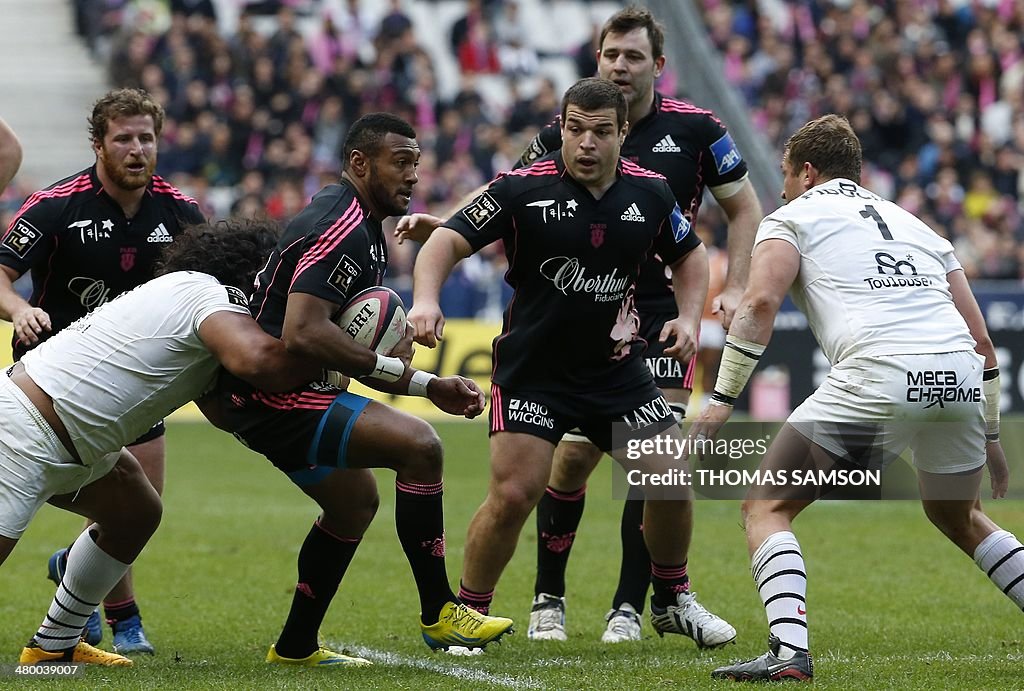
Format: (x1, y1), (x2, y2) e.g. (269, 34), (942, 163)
(333, 286), (407, 355)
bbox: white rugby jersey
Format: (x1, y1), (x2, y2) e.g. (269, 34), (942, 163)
(22, 271), (250, 466)
(755, 178), (975, 365)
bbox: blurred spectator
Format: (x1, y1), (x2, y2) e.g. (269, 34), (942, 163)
(494, 1), (538, 77)
(457, 21), (500, 74)
(170, 0), (216, 20)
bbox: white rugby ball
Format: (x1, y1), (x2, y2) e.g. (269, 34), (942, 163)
(333, 286), (407, 355)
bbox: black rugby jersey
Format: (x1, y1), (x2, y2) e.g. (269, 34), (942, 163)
(519, 92), (748, 312)
(444, 152), (702, 392)
(250, 179), (387, 338)
(0, 166), (203, 358)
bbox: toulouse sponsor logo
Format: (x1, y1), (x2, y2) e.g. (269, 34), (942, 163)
(864, 252), (932, 290)
(539, 256), (630, 302)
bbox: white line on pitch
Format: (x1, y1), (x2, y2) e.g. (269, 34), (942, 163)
(339, 644), (543, 689)
(545, 651), (1024, 670)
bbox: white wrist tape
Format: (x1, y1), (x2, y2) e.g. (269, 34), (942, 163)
(408, 370), (437, 397)
(983, 368), (1000, 441)
(369, 353), (405, 383)
(711, 335), (766, 405)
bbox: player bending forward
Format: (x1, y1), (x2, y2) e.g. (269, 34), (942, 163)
(690, 114), (1023, 683)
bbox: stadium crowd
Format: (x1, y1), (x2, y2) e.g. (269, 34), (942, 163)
(702, 0), (1024, 280)
(3, 0), (1023, 312)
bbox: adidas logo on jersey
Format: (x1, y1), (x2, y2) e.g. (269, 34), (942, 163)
(620, 203), (645, 222)
(147, 223), (173, 243)
(652, 135), (681, 153)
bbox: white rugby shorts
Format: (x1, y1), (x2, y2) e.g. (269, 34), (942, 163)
(0, 375), (119, 539)
(788, 350), (985, 474)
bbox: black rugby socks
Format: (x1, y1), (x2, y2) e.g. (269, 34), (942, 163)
(275, 520), (359, 659)
(534, 485), (586, 597)
(396, 480), (454, 624)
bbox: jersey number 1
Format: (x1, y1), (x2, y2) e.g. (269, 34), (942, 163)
(860, 205), (892, 240)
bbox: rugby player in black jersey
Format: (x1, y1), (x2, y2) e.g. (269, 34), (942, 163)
(399, 6), (754, 646)
(410, 78), (716, 637)
(515, 7), (758, 645)
(202, 113), (513, 665)
(0, 89), (204, 655)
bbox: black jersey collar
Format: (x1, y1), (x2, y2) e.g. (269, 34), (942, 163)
(627, 91), (664, 135)
(87, 164), (160, 218)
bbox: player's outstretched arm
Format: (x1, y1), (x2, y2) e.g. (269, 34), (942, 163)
(711, 178), (763, 328)
(0, 116), (22, 193)
(662, 243), (709, 363)
(410, 227), (473, 347)
(198, 310), (323, 391)
(724, 238), (798, 345)
(948, 267), (1008, 497)
(424, 375), (487, 418)
(948, 268), (996, 368)
(685, 238), (799, 457)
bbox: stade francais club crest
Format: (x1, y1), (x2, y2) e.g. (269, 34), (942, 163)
(120, 247), (136, 271)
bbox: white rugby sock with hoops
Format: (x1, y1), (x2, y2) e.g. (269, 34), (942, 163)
(35, 528), (130, 651)
(974, 529), (1024, 610)
(752, 531), (808, 660)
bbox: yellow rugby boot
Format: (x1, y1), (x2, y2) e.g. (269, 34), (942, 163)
(19, 639), (132, 666)
(266, 645), (371, 667)
(421, 601), (514, 650)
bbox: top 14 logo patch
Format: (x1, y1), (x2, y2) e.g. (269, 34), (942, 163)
(2, 218), (42, 258)
(462, 192), (501, 230)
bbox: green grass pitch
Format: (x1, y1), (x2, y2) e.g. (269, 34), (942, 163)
(1, 420), (1022, 689)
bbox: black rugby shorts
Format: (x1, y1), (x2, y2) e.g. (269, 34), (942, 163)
(489, 379), (677, 452)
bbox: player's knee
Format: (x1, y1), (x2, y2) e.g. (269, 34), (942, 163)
(397, 422), (444, 478)
(104, 492), (161, 547)
(492, 480), (544, 521)
(355, 491), (381, 530)
(740, 498), (792, 528)
(551, 443), (601, 488)
(135, 493), (163, 538)
(324, 490), (379, 535)
(739, 499), (756, 528)
(923, 502), (973, 540)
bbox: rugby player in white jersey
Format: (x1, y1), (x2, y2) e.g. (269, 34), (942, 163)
(0, 220), (324, 667)
(688, 114), (1023, 682)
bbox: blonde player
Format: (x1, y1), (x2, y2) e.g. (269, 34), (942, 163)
(690, 114), (1021, 682)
